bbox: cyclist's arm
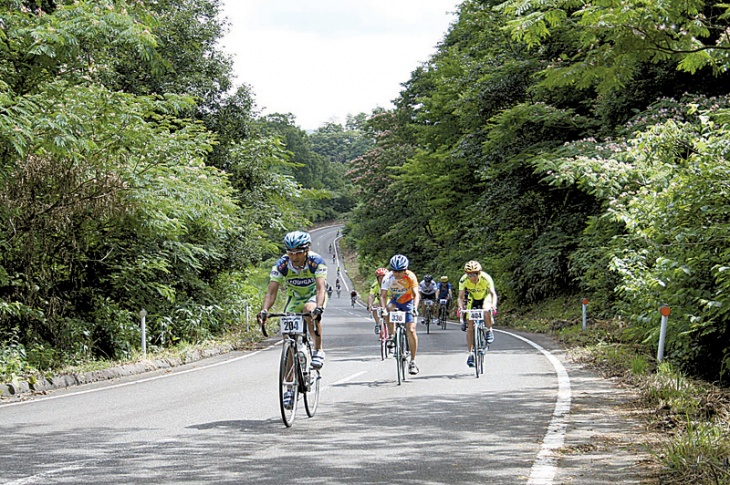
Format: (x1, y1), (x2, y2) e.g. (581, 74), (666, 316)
(457, 289), (466, 311)
(261, 280), (280, 312)
(315, 277), (327, 308)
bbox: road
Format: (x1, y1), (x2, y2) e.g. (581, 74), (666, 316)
(0, 224), (576, 484)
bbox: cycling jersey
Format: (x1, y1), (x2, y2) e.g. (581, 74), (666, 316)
(369, 279), (380, 296)
(437, 282), (452, 300)
(270, 251), (327, 312)
(381, 270), (418, 304)
(419, 280), (438, 299)
(458, 271), (495, 307)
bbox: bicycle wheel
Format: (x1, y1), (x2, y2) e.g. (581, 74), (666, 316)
(473, 323), (481, 378)
(395, 327), (403, 385)
(304, 369), (320, 418)
(477, 326), (486, 375)
(425, 308), (431, 334)
(440, 306), (448, 329)
(399, 327), (409, 383)
(279, 341), (299, 427)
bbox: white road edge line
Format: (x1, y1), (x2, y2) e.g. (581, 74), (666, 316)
(327, 371), (367, 387)
(498, 329), (572, 485)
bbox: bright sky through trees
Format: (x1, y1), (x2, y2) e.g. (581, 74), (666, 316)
(219, 0), (459, 130)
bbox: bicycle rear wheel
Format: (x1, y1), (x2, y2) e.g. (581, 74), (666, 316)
(304, 369), (320, 417)
(279, 341), (299, 427)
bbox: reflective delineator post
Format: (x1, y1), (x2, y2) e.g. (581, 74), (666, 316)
(657, 305), (671, 362)
(140, 308), (147, 360)
(581, 298), (588, 331)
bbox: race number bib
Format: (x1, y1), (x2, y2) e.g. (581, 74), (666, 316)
(280, 315), (305, 335)
(424, 300), (434, 307)
(463, 309), (484, 321)
(389, 311), (406, 324)
(439, 299), (448, 305)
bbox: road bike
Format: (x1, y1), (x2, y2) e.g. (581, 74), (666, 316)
(437, 298), (449, 329)
(388, 310), (409, 385)
(372, 307), (390, 361)
(463, 309), (490, 378)
(423, 299), (434, 334)
(261, 312), (321, 427)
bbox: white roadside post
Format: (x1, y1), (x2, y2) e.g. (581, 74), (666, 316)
(657, 305), (671, 362)
(581, 298), (588, 331)
(140, 308), (147, 360)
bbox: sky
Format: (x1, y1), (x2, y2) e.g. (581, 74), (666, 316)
(218, 0), (460, 131)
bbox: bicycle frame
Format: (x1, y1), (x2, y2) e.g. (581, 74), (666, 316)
(438, 299), (449, 329)
(423, 299), (434, 334)
(372, 307), (390, 361)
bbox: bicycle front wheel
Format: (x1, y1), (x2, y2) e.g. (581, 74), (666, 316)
(425, 308), (431, 334)
(279, 341), (299, 427)
(473, 324), (482, 378)
(304, 369), (320, 418)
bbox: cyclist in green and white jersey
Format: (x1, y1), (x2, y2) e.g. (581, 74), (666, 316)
(257, 231), (328, 369)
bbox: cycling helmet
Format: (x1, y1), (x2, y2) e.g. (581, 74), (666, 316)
(284, 231), (311, 250)
(440, 276), (448, 282)
(375, 267), (388, 277)
(424, 274), (433, 283)
(389, 254), (409, 271)
(464, 260), (482, 273)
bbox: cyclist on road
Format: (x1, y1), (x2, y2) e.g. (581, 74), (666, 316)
(380, 255), (420, 375)
(326, 283), (333, 299)
(257, 231), (328, 372)
(457, 260), (498, 368)
(367, 267), (388, 333)
(350, 290), (358, 307)
(335, 278), (341, 297)
(437, 275), (453, 314)
(418, 274), (438, 323)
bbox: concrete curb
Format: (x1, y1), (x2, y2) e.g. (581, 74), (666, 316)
(1, 344), (235, 400)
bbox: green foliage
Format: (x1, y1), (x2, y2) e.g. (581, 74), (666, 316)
(0, 0), (317, 374)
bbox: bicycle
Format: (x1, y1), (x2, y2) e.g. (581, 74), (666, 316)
(423, 299), (434, 334)
(437, 298), (449, 329)
(463, 309), (490, 378)
(372, 307), (390, 360)
(261, 312), (321, 427)
(336, 288), (341, 298)
(388, 310), (409, 385)
(351, 294), (357, 307)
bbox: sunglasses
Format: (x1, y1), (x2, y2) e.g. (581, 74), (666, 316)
(467, 272), (480, 276)
(287, 249), (307, 256)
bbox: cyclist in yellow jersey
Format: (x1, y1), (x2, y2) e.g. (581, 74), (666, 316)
(457, 260), (498, 368)
(367, 267), (388, 333)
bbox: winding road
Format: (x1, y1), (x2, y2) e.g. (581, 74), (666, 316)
(0, 225), (602, 485)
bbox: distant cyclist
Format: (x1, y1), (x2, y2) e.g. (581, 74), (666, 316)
(326, 283), (333, 299)
(367, 267), (388, 333)
(257, 231), (328, 371)
(350, 290), (358, 307)
(437, 275), (453, 313)
(335, 278), (341, 297)
(418, 274), (438, 323)
(380, 255), (420, 375)
(457, 260), (498, 368)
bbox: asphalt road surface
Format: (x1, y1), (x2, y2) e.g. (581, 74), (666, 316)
(0, 225), (592, 484)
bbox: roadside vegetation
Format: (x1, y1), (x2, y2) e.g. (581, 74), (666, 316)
(2, 1), (730, 483)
